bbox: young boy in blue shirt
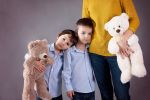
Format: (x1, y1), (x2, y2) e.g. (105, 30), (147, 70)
(62, 18), (95, 100)
(36, 29), (77, 100)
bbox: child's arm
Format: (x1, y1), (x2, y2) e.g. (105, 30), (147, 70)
(62, 49), (74, 99)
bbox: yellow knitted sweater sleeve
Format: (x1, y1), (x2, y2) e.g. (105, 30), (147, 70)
(121, 0), (140, 32)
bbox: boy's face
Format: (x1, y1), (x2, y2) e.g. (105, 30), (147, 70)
(56, 34), (73, 50)
(77, 25), (92, 44)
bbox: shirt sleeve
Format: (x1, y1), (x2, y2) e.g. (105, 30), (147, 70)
(121, 0), (140, 32)
(82, 0), (90, 18)
(44, 66), (51, 86)
(62, 49), (73, 91)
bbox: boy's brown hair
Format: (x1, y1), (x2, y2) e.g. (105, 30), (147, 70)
(76, 18), (95, 33)
(58, 29), (78, 46)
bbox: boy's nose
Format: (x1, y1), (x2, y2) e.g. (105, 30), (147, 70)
(62, 42), (67, 47)
(65, 40), (69, 45)
(84, 34), (88, 38)
(62, 43), (65, 47)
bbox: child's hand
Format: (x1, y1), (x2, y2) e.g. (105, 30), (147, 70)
(67, 90), (75, 99)
(34, 61), (46, 72)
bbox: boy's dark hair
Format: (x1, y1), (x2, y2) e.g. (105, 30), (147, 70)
(76, 18), (95, 33)
(58, 29), (78, 46)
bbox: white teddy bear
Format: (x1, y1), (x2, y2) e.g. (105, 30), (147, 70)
(104, 13), (147, 84)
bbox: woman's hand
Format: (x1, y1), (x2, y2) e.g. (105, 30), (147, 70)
(117, 29), (134, 58)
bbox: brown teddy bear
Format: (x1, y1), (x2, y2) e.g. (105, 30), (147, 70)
(22, 39), (53, 100)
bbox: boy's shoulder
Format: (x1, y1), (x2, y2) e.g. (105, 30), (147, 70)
(64, 46), (76, 53)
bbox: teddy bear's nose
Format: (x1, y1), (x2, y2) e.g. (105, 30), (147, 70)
(43, 55), (47, 58)
(116, 29), (120, 33)
(36, 58), (40, 61)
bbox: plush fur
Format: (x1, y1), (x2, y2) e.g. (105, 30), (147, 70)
(104, 13), (147, 83)
(22, 39), (53, 100)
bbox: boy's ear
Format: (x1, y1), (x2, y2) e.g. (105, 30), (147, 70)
(56, 36), (59, 40)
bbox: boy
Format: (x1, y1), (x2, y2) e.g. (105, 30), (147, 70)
(62, 18), (95, 100)
(36, 29), (77, 100)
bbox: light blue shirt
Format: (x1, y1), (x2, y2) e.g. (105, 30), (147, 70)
(62, 46), (95, 93)
(44, 43), (63, 98)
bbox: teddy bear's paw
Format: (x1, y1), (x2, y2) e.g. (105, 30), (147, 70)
(128, 34), (139, 46)
(108, 46), (119, 54)
(131, 67), (147, 77)
(121, 73), (131, 84)
(121, 79), (129, 84)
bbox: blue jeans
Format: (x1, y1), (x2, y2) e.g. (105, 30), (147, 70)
(73, 91), (95, 100)
(89, 53), (130, 100)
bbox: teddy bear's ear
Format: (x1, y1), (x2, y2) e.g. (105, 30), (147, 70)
(104, 22), (109, 31)
(42, 39), (48, 44)
(121, 13), (129, 20)
(28, 41), (38, 50)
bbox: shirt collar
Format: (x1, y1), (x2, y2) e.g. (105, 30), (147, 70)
(49, 43), (64, 56)
(72, 45), (88, 53)
(49, 43), (55, 52)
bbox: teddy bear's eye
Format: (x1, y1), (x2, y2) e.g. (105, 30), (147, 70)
(118, 25), (120, 28)
(113, 28), (115, 30)
(39, 53), (48, 59)
(83, 32), (86, 34)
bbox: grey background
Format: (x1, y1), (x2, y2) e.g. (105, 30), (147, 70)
(0, 0), (149, 100)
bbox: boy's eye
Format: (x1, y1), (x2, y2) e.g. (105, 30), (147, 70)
(82, 32), (86, 34)
(67, 43), (69, 46)
(63, 38), (65, 41)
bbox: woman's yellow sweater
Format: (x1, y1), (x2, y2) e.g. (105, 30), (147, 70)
(82, 0), (140, 56)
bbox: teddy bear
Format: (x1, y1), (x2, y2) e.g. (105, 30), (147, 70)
(22, 39), (53, 100)
(104, 13), (147, 84)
